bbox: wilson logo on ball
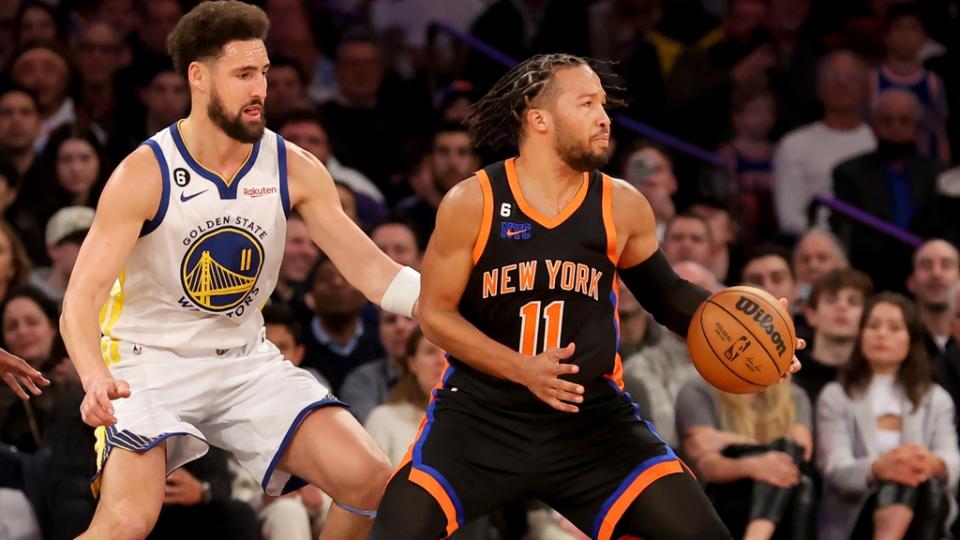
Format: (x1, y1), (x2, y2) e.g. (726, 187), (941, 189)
(734, 296), (787, 356)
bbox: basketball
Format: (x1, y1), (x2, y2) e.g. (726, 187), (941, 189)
(687, 286), (796, 394)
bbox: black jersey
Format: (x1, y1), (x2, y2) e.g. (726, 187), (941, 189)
(448, 157), (624, 413)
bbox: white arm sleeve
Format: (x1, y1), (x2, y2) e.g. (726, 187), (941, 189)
(380, 266), (420, 318)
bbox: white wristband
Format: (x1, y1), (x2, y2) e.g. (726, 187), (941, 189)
(380, 266), (420, 317)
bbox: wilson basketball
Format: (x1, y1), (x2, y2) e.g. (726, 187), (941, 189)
(687, 286), (796, 394)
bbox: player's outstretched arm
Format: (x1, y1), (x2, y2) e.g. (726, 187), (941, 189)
(420, 179), (583, 413)
(613, 179), (802, 376)
(288, 145), (417, 316)
(61, 146), (160, 426)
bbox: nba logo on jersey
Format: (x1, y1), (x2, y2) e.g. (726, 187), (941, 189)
(500, 221), (532, 240)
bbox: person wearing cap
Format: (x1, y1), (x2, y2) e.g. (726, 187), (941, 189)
(28, 206), (93, 303)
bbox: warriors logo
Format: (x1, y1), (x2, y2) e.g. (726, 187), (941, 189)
(180, 226), (263, 312)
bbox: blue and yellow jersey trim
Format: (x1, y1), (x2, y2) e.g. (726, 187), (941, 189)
(98, 268), (126, 367)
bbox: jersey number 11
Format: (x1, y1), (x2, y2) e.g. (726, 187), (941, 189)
(518, 301), (565, 356)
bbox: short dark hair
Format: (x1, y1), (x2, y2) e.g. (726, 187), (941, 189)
(262, 302), (303, 345)
(9, 40), (70, 74)
(134, 56), (179, 88)
(370, 216), (421, 252)
(269, 56), (308, 87)
(14, 2), (67, 45)
(731, 84), (776, 114)
(745, 243), (793, 277)
(275, 109), (325, 133)
(335, 26), (381, 61)
(884, 2), (926, 32)
(665, 212), (714, 245)
(808, 268), (874, 310)
(432, 121), (471, 148)
(167, 0), (270, 77)
(0, 84), (40, 111)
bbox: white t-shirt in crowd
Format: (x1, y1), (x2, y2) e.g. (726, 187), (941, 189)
(773, 121), (877, 235)
(869, 373), (904, 455)
(364, 401), (423, 466)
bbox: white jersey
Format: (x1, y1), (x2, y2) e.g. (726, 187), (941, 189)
(99, 122), (290, 359)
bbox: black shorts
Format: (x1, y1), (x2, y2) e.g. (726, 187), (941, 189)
(394, 376), (690, 540)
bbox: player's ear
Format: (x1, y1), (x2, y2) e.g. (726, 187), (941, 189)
(525, 107), (550, 135)
(188, 61), (209, 92)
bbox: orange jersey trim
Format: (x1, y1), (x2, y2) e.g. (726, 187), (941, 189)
(505, 158), (589, 229)
(604, 278), (625, 390)
(409, 467), (460, 537)
(601, 174), (619, 265)
(597, 460), (684, 540)
(472, 170), (494, 264)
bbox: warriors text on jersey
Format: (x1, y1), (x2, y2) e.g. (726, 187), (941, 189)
(99, 122), (290, 359)
(451, 157), (623, 412)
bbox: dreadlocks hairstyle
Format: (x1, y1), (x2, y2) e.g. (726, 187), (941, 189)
(466, 54), (625, 151)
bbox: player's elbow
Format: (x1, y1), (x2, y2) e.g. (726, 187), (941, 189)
(418, 301), (450, 344)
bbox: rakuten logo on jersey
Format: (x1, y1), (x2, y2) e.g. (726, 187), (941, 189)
(243, 186), (278, 198)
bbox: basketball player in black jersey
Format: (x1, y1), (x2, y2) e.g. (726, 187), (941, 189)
(369, 54), (802, 540)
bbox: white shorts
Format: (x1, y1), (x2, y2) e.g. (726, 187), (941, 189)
(92, 330), (343, 496)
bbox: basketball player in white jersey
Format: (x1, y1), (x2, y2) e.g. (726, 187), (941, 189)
(60, 3), (419, 539)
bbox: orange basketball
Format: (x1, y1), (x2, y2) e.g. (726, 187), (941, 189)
(687, 286), (796, 394)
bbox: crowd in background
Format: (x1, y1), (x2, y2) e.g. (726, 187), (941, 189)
(2, 0), (960, 538)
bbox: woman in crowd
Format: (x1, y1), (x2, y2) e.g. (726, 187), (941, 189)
(0, 219), (31, 307)
(0, 286), (69, 453)
(365, 327), (446, 465)
(676, 376), (815, 539)
(42, 123), (109, 212)
(817, 292), (959, 540)
(13, 1), (66, 47)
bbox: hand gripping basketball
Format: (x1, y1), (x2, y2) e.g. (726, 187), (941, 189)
(80, 377), (131, 427)
(518, 343), (584, 413)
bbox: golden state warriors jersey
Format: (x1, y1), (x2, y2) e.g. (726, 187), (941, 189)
(99, 122), (290, 358)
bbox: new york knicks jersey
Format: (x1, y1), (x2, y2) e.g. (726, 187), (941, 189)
(99, 122), (290, 358)
(451, 158), (622, 412)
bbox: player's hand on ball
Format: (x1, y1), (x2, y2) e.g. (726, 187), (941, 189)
(80, 376), (131, 427)
(520, 343), (583, 413)
(777, 297), (804, 383)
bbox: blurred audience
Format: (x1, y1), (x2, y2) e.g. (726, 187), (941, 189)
(794, 268), (872, 406)
(28, 206), (92, 304)
(774, 50), (876, 236)
(907, 239), (960, 358)
(831, 89), (948, 293)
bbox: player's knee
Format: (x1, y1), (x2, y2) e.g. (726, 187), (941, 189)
(335, 447), (391, 509)
(355, 451), (392, 506)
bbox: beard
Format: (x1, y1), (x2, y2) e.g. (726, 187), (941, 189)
(207, 85), (265, 144)
(554, 126), (610, 171)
